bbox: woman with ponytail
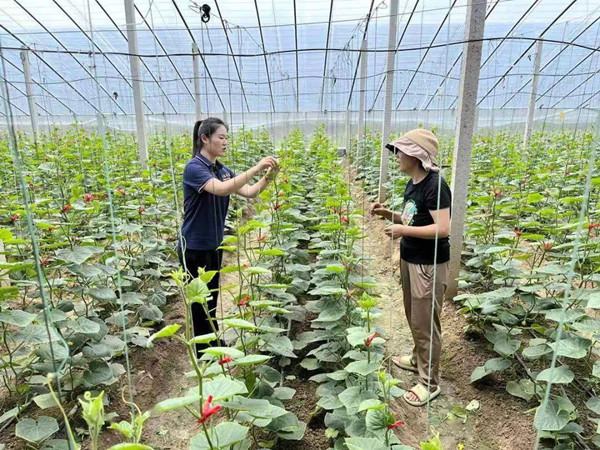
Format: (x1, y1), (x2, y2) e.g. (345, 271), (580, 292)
(179, 117), (278, 354)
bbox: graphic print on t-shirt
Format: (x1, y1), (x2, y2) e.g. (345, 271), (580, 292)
(401, 199), (417, 226)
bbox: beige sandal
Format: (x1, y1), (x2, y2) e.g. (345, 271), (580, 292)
(393, 355), (418, 373)
(403, 383), (441, 407)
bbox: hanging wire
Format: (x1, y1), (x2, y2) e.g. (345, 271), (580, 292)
(0, 36), (72, 435)
(532, 111), (600, 450)
(424, 0), (452, 428)
(85, 0), (135, 416)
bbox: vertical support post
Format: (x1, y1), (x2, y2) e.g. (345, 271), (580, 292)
(192, 42), (202, 122)
(20, 47), (38, 146)
(446, 0), (486, 300)
(357, 39), (368, 162)
(523, 40), (543, 146)
(124, 0), (148, 170)
(378, 0), (399, 202)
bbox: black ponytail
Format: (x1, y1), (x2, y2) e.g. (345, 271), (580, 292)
(192, 117), (228, 157)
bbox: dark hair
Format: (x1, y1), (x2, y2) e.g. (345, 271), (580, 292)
(192, 117), (228, 157)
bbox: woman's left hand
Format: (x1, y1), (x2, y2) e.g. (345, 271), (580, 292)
(384, 224), (405, 239)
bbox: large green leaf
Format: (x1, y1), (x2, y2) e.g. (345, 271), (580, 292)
(493, 338), (521, 357)
(201, 347), (245, 359)
(88, 287), (117, 302)
(147, 324), (181, 347)
(548, 337), (591, 359)
(201, 375), (248, 400)
(506, 379), (536, 401)
(536, 366), (574, 384)
(83, 360), (114, 386)
(56, 246), (103, 265)
(15, 416), (59, 443)
(0, 309), (36, 327)
(153, 394), (199, 413)
(187, 278), (211, 304)
(534, 400), (570, 431)
(339, 386), (377, 416)
(233, 354), (271, 366)
(344, 360), (380, 376)
(344, 437), (389, 450)
(190, 422), (248, 449)
(586, 397), (600, 415)
(223, 318), (258, 331)
(188, 333), (218, 345)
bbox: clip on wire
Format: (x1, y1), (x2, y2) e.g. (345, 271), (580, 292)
(201, 4), (211, 23)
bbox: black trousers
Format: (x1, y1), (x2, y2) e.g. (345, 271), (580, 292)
(177, 247), (223, 355)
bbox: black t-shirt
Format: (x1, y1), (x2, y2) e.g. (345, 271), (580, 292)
(400, 172), (452, 265)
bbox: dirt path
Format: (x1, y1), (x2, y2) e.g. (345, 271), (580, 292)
(352, 171), (536, 450)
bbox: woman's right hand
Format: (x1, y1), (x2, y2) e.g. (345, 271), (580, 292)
(370, 202), (388, 217)
(257, 156), (278, 172)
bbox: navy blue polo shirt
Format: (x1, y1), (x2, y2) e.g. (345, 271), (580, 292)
(180, 153), (235, 251)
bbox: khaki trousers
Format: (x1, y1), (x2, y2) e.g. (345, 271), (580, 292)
(400, 257), (449, 389)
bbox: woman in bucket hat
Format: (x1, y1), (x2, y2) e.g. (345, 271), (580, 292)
(370, 128), (451, 407)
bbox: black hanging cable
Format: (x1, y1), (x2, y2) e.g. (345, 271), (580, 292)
(171, 0), (226, 110)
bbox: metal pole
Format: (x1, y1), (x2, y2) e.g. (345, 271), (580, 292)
(377, 0), (399, 202)
(523, 40), (543, 146)
(192, 42), (202, 122)
(357, 39), (368, 163)
(446, 0), (486, 300)
(19, 47), (38, 145)
(124, 0), (148, 170)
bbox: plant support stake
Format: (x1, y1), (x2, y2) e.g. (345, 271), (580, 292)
(447, 0), (486, 300)
(124, 0), (148, 170)
(378, 0), (399, 202)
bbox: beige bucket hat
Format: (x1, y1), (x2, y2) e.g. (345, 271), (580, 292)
(386, 129), (439, 172)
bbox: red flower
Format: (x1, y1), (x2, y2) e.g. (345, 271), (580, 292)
(83, 193), (95, 203)
(341, 216), (349, 224)
(365, 332), (380, 347)
(258, 236), (266, 243)
(589, 223), (600, 231)
(116, 188), (126, 196)
(138, 207), (146, 215)
(274, 204), (282, 211)
(196, 395), (221, 424)
(513, 229), (522, 237)
(493, 190), (502, 197)
(387, 419), (405, 429)
(10, 214), (20, 222)
(40, 256), (51, 267)
(278, 191), (285, 198)
(237, 296), (249, 307)
(61, 203), (72, 213)
(542, 241), (553, 251)
(48, 226), (56, 232)
(242, 264), (249, 269)
(218, 356), (232, 366)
